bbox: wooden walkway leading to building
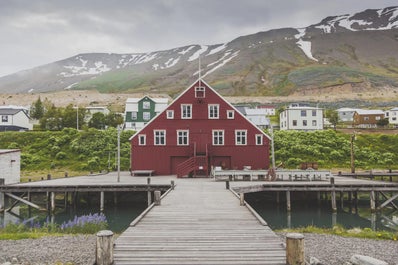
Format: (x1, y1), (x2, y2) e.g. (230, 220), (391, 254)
(114, 179), (286, 265)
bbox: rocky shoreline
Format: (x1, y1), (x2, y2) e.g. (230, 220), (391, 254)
(0, 233), (397, 265)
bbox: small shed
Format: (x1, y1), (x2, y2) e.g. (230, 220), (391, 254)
(0, 149), (21, 184)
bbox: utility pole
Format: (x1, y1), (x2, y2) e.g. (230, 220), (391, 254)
(117, 125), (121, 182)
(350, 133), (355, 173)
(270, 125), (276, 169)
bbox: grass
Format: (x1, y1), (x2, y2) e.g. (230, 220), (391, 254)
(277, 225), (398, 241)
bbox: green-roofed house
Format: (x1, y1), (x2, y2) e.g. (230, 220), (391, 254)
(124, 96), (169, 130)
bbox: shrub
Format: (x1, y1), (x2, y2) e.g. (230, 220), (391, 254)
(55, 151), (67, 160)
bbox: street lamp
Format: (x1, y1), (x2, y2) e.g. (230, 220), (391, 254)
(350, 133), (356, 173)
(117, 124), (121, 182)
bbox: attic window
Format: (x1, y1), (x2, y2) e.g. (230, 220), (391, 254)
(195, 86), (205, 98)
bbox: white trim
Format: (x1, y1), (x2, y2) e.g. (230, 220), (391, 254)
(208, 104), (219, 119)
(255, 134), (263, 145)
(181, 104), (192, 119)
(195, 86), (205, 98)
(227, 110), (234, 119)
(138, 134), (146, 146)
(212, 129), (224, 146)
(235, 130), (247, 146)
(177, 130), (189, 146)
(166, 110), (174, 119)
(154, 130), (166, 146)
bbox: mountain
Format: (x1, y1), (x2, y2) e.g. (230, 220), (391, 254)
(0, 6), (398, 97)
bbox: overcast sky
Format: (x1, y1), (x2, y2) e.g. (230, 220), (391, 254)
(0, 0), (397, 77)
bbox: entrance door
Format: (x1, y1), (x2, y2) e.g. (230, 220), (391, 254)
(191, 133), (209, 155)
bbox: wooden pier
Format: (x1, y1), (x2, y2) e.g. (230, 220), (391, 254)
(114, 179), (286, 265)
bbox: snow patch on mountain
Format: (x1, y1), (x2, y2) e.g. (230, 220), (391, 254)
(59, 56), (112, 77)
(208, 43), (227, 55)
(294, 28), (318, 62)
(188, 45), (208, 61)
(178, 46), (196, 55)
(201, 50), (240, 78)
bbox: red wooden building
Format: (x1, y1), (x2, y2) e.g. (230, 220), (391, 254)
(130, 79), (271, 177)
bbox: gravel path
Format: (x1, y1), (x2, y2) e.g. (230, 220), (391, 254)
(0, 233), (397, 265)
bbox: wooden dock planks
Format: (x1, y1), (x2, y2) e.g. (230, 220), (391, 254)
(114, 179), (286, 265)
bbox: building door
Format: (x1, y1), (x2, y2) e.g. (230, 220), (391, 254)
(191, 133), (209, 155)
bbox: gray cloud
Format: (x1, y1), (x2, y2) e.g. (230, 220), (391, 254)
(0, 0), (397, 77)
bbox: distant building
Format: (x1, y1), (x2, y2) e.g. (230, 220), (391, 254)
(0, 106), (32, 132)
(0, 149), (20, 184)
(124, 96), (168, 130)
(257, 105), (276, 116)
(84, 106), (110, 122)
(385, 107), (398, 128)
(235, 106), (270, 129)
(279, 103), (323, 131)
(336, 108), (362, 122)
(353, 109), (385, 128)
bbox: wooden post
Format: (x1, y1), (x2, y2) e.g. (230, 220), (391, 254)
(113, 192), (118, 205)
(64, 172), (68, 178)
(331, 190), (337, 212)
(171, 180), (175, 190)
(286, 233), (305, 265)
(154, 190), (161, 206)
(371, 213), (376, 231)
(51, 192), (56, 213)
(100, 191), (105, 212)
(225, 180), (230, 190)
(286, 191), (291, 212)
(287, 212), (291, 229)
(96, 230), (114, 265)
(354, 191), (358, 214)
(147, 177), (152, 207)
(276, 191), (280, 204)
(340, 191), (344, 209)
(0, 178), (4, 211)
(239, 193), (245, 206)
(332, 212), (337, 226)
(316, 191), (321, 206)
(47, 174), (51, 180)
(370, 190), (376, 213)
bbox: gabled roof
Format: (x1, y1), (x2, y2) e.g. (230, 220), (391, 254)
(0, 108), (26, 115)
(337, 108), (362, 112)
(126, 96), (168, 104)
(130, 78), (271, 141)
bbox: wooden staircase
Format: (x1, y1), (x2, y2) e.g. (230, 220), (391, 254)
(177, 143), (209, 178)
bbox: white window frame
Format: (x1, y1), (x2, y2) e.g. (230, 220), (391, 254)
(208, 104), (219, 119)
(312, 120), (317, 126)
(177, 130), (189, 146)
(212, 130), (224, 146)
(292, 120), (297, 126)
(312, 110), (317, 116)
(303, 120), (307, 126)
(131, 112), (137, 120)
(195, 86), (205, 98)
(143, 112), (150, 121)
(1, 115), (8, 122)
(138, 134), (146, 146)
(154, 130), (166, 146)
(301, 110), (307, 117)
(166, 110), (174, 119)
(143, 101), (150, 109)
(181, 104), (192, 119)
(235, 130), (247, 145)
(227, 110), (234, 119)
(255, 134), (263, 145)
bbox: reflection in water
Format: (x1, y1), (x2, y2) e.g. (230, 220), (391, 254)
(1, 192), (147, 233)
(246, 192), (398, 231)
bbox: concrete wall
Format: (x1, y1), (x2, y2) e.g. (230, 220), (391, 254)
(0, 149), (21, 184)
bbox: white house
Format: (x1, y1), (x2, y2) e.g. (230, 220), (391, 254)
(124, 96), (169, 130)
(0, 106), (32, 131)
(336, 108), (362, 122)
(235, 106), (270, 129)
(84, 106), (110, 122)
(280, 103), (323, 131)
(385, 107), (398, 127)
(257, 105), (276, 116)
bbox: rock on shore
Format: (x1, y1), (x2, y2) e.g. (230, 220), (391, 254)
(0, 233), (397, 265)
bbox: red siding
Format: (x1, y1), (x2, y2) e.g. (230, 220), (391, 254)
(131, 80), (270, 176)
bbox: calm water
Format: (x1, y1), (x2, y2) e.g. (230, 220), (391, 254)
(2, 191), (397, 232)
(245, 192), (398, 231)
(1, 192), (147, 233)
